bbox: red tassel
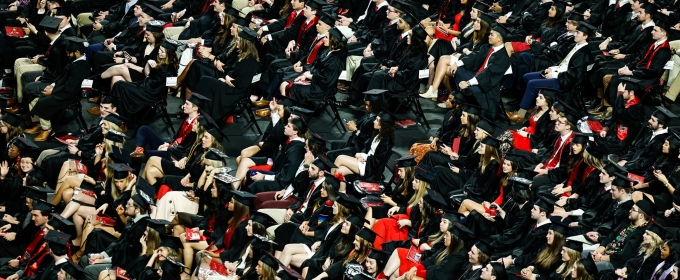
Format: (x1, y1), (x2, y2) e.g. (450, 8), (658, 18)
(334, 172), (345, 182)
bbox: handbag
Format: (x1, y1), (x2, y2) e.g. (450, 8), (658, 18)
(186, 228), (206, 242)
(95, 214), (117, 227)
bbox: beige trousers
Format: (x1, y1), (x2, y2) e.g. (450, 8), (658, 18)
(163, 27), (185, 40)
(29, 97), (51, 130)
(662, 40), (680, 101)
(77, 12), (94, 38)
(345, 55), (363, 81)
(14, 58), (45, 102)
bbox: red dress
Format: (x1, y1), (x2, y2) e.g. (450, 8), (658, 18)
(372, 206), (413, 250)
(511, 117), (538, 151)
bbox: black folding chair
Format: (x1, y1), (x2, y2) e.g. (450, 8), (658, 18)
(305, 86), (347, 132)
(232, 93), (263, 135)
(392, 69), (432, 129)
(139, 97), (176, 135)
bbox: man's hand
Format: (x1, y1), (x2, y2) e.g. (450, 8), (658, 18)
(4, 232), (16, 241)
(496, 16), (508, 24)
(42, 85), (54, 96)
(27, 23), (36, 34)
(6, 273), (18, 280)
(67, 144), (79, 155)
(459, 81), (470, 89)
(613, 54), (626, 60)
(346, 120), (357, 131)
(542, 70), (553, 79)
(250, 172), (265, 181)
(0, 224), (11, 232)
(8, 259), (19, 267)
(274, 189), (286, 200)
(448, 63), (458, 75)
(586, 231), (599, 242)
(284, 208), (294, 222)
(105, 42), (115, 51)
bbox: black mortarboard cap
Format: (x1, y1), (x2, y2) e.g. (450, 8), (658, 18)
(260, 252), (279, 269)
(504, 151), (522, 163)
(160, 257), (187, 275)
(423, 188), (447, 209)
(586, 141), (608, 158)
(0, 113), (24, 129)
(66, 36), (88, 52)
(238, 28), (259, 42)
(290, 116), (308, 135)
(336, 193), (360, 209)
(368, 249), (389, 262)
(619, 76), (642, 91)
(475, 240), (495, 256)
(188, 92), (210, 108)
(401, 13), (417, 27)
(13, 137), (39, 150)
(668, 129), (680, 146)
(104, 129), (128, 143)
(443, 212), (474, 237)
(33, 200), (53, 212)
(39, 16), (61, 33)
(538, 87), (560, 100)
(251, 212), (278, 228)
(104, 114), (125, 127)
(564, 240), (584, 252)
(491, 263), (507, 280)
(612, 172), (635, 188)
(143, 4), (163, 18)
(580, 257), (598, 276)
(148, 219), (172, 234)
(45, 230), (70, 252)
(635, 195), (656, 216)
(656, 13), (675, 31)
(647, 221), (665, 238)
(414, 165), (436, 183)
(346, 214), (368, 227)
(463, 104), (482, 116)
(324, 171), (341, 189)
(575, 22), (595, 37)
(572, 133), (591, 144)
(477, 120), (495, 135)
(567, 12), (585, 21)
(230, 190), (257, 207)
(328, 27), (344, 41)
(481, 136), (501, 148)
(319, 12), (336, 26)
(161, 38), (181, 52)
(205, 148), (229, 162)
(207, 128), (227, 143)
(412, 26), (427, 40)
(312, 154), (336, 172)
(535, 196), (555, 213)
(552, 0), (568, 11)
(251, 234), (277, 251)
(603, 159), (627, 176)
(390, 0), (409, 12)
(62, 260), (84, 279)
(53, 6), (72, 17)
(550, 219), (570, 236)
(26, 185), (54, 202)
(48, 213), (75, 236)
(491, 23), (510, 40)
(49, 213), (74, 228)
(478, 12), (496, 25)
(131, 189), (154, 211)
(306, 0), (323, 10)
(363, 89), (387, 102)
(396, 155), (417, 168)
(233, 16), (249, 27)
(108, 147), (131, 164)
(160, 234), (183, 250)
(145, 20), (165, 32)
(356, 227), (380, 243)
(308, 132), (327, 146)
(472, 1), (490, 13)
(640, 1), (659, 15)
(224, 6), (239, 17)
(653, 106), (677, 124)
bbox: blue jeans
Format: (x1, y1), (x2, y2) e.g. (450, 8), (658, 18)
(520, 72), (561, 109)
(85, 43), (105, 65)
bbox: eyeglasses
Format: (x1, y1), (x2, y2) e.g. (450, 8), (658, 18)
(387, 9), (396, 13)
(630, 208), (641, 213)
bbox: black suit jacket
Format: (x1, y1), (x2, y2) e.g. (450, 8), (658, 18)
(557, 45), (592, 90)
(32, 59), (92, 120)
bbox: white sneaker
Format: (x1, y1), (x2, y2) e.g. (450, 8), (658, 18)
(419, 86), (438, 98)
(437, 102), (449, 108)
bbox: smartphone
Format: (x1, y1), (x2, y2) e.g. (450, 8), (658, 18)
(343, 118), (348, 123)
(448, 162), (456, 169)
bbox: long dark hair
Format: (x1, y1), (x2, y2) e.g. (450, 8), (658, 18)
(546, 5), (565, 27)
(335, 222), (360, 256)
(407, 34), (428, 57)
(375, 118), (395, 145)
(215, 12), (234, 49)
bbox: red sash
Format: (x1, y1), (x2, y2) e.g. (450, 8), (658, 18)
(296, 17), (318, 47)
(222, 215), (249, 250)
(22, 230), (48, 277)
(285, 10), (303, 29)
(636, 40), (670, 68)
(170, 115), (199, 146)
(305, 38), (325, 65)
(22, 229), (46, 261)
(545, 133), (574, 170)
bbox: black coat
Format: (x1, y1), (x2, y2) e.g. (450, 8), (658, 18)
(111, 64), (174, 118)
(38, 35), (69, 83)
(621, 129), (669, 174)
(360, 135), (394, 181)
(514, 221), (550, 267)
(290, 49), (344, 101)
(599, 222), (648, 268)
(32, 59), (91, 120)
(198, 56), (260, 120)
(557, 45), (592, 90)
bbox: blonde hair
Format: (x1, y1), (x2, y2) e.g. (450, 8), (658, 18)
(583, 150), (604, 170)
(640, 230), (664, 259)
(343, 236), (373, 266)
(556, 247), (581, 279)
(238, 39), (259, 62)
(143, 228), (161, 256)
(408, 180), (430, 207)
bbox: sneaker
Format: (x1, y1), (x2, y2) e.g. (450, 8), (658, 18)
(437, 102), (451, 109)
(419, 86), (438, 98)
(130, 147), (145, 158)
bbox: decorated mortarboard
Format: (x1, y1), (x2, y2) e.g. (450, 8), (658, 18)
(652, 106), (677, 124)
(619, 76), (642, 91)
(336, 193), (360, 209)
(538, 87), (560, 100)
(108, 147), (131, 164)
(145, 20), (166, 33)
(472, 0), (490, 12)
(396, 155), (417, 168)
(324, 171), (341, 189)
(107, 163), (135, 180)
(328, 27), (345, 41)
(214, 172), (240, 184)
(612, 172), (635, 188)
(491, 23), (511, 40)
(491, 262), (507, 280)
(61, 260), (84, 279)
(65, 36), (88, 52)
(205, 148), (229, 162)
(668, 129), (680, 146)
(475, 239), (495, 256)
(12, 137), (39, 150)
(290, 116), (309, 135)
(159, 234), (183, 250)
(44, 230), (70, 252)
(567, 12), (585, 22)
(423, 188), (447, 209)
(463, 104), (483, 116)
(0, 113), (24, 129)
(414, 165), (436, 183)
(251, 234), (277, 251)
(356, 227), (380, 243)
(509, 176), (532, 190)
(131, 189), (154, 211)
(39, 16), (61, 33)
(312, 155), (336, 172)
(148, 219), (172, 234)
(160, 257), (187, 275)
(238, 28), (259, 42)
(647, 221), (665, 238)
(575, 22), (595, 37)
(346, 214), (368, 227)
(551, 0), (568, 11)
(161, 38), (182, 52)
(143, 4), (163, 18)
(401, 13), (417, 27)
(33, 200), (54, 212)
(580, 257), (598, 276)
(26, 185), (54, 202)
(104, 113), (125, 127)
(481, 136), (501, 148)
(260, 253), (279, 269)
(564, 239), (584, 252)
(104, 129), (128, 143)
(251, 212), (278, 228)
(656, 13), (676, 31)
(308, 132), (327, 146)
(230, 190), (257, 206)
(187, 92), (210, 108)
(585, 141), (608, 158)
(319, 12), (336, 26)
(635, 195), (656, 216)
(368, 249), (389, 262)
(363, 89), (387, 102)
(535, 196), (555, 213)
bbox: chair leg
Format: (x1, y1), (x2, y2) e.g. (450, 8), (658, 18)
(244, 102), (262, 135)
(329, 102), (347, 132)
(75, 107), (87, 133)
(413, 97), (430, 129)
(160, 104), (176, 135)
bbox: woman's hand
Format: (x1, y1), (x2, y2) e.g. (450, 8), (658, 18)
(346, 120), (357, 131)
(653, 169), (669, 185)
(387, 206), (400, 217)
(355, 153), (366, 163)
(299, 221), (309, 234)
(95, 143), (104, 156)
(322, 258), (331, 270)
(140, 235), (147, 251)
(482, 213), (496, 222)
(175, 158), (188, 169)
(199, 46), (212, 58)
(115, 204), (125, 216)
(114, 51), (123, 57)
(68, 144), (79, 155)
(214, 60), (225, 72)
(180, 175), (192, 187)
(380, 194), (395, 206)
(147, 60), (157, 68)
(95, 204), (109, 215)
(311, 241), (321, 252)
(0, 161), (9, 178)
(397, 219), (411, 229)
(219, 75), (235, 87)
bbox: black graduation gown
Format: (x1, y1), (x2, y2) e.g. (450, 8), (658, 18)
(28, 257), (67, 280)
(31, 59), (91, 120)
(253, 115), (288, 159)
(370, 52), (428, 95)
(327, 112), (376, 160)
(463, 161), (502, 203)
(36, 35), (69, 84)
(556, 46), (592, 90)
(111, 64), (174, 119)
(599, 222), (648, 268)
(459, 263), (484, 280)
(359, 136), (394, 181)
(513, 222), (550, 268)
(489, 202), (534, 258)
(459, 44), (511, 120)
(289, 50), (344, 103)
(620, 129), (669, 174)
(530, 31), (575, 71)
(196, 56), (260, 120)
(420, 250), (468, 280)
(595, 94), (644, 155)
(248, 140), (306, 193)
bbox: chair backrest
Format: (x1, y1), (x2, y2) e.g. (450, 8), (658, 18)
(384, 150), (403, 189)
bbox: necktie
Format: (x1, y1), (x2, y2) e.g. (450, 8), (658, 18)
(298, 183), (317, 212)
(558, 45), (579, 66)
(639, 27), (643, 32)
(615, 3), (620, 9)
(129, 18), (139, 27)
(374, 6), (378, 12)
(477, 48), (494, 74)
(398, 35), (402, 40)
(46, 45), (52, 55)
(533, 225), (537, 230)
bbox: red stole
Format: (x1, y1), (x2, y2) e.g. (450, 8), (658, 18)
(544, 133), (574, 170)
(22, 230), (48, 277)
(616, 96), (640, 141)
(200, 0), (214, 16)
(170, 115), (199, 146)
(636, 40), (670, 68)
(296, 17), (318, 47)
(305, 37), (325, 65)
(285, 10), (303, 29)
(222, 215), (249, 250)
